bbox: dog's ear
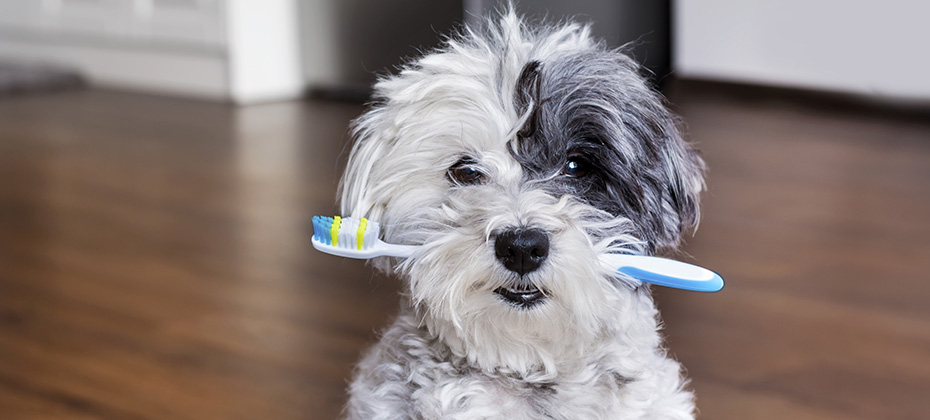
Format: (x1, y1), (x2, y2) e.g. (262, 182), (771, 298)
(655, 127), (706, 251)
(515, 60), (542, 140)
(339, 108), (389, 221)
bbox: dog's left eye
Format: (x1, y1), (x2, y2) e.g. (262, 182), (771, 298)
(561, 155), (589, 178)
(448, 158), (487, 185)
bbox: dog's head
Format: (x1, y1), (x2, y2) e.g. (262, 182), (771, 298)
(339, 12), (704, 374)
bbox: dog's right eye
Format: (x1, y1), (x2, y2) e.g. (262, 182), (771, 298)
(447, 158), (486, 185)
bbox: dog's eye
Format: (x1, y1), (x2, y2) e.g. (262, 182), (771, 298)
(448, 158), (487, 185)
(561, 155), (589, 178)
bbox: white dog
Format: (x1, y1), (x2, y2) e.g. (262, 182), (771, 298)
(338, 9), (705, 420)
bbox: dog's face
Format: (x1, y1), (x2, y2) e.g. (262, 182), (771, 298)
(340, 14), (704, 373)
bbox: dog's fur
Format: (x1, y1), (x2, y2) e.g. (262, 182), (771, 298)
(338, 10), (705, 420)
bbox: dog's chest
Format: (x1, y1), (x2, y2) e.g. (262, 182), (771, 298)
(414, 368), (628, 419)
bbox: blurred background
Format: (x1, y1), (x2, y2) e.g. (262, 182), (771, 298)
(1, 1), (928, 419)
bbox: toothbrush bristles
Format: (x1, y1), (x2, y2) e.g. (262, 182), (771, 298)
(312, 215), (380, 251)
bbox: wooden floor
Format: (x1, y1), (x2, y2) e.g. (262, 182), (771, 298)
(1, 85), (928, 420)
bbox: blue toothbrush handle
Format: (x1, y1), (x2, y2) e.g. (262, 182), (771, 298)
(600, 254), (724, 292)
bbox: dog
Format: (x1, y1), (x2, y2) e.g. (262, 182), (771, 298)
(338, 9), (705, 420)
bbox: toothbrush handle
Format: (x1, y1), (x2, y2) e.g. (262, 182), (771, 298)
(311, 238), (418, 259)
(600, 254), (724, 292)
(380, 242), (417, 258)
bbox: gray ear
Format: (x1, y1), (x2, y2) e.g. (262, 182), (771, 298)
(606, 92), (706, 253)
(620, 78), (706, 252)
(657, 133), (706, 250)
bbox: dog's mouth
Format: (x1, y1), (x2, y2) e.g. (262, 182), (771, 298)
(494, 285), (546, 308)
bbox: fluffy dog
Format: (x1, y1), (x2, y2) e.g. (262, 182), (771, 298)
(338, 10), (705, 420)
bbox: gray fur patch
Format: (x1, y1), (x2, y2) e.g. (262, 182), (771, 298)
(509, 48), (705, 253)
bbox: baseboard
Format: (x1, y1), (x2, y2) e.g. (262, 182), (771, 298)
(667, 77), (930, 123)
(0, 37), (230, 101)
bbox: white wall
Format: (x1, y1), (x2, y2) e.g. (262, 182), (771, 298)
(0, 0), (303, 104)
(226, 0), (302, 104)
(675, 0), (930, 101)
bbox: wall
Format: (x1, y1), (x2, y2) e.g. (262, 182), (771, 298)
(674, 0), (930, 101)
(470, 0), (671, 84)
(299, 0), (670, 95)
(0, 0), (303, 104)
(298, 0), (461, 96)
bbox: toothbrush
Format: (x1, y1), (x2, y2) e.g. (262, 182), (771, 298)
(311, 216), (417, 258)
(311, 216), (724, 293)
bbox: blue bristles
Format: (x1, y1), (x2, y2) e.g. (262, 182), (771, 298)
(312, 215), (334, 245)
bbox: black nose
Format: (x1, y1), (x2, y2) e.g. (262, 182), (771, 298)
(494, 228), (550, 276)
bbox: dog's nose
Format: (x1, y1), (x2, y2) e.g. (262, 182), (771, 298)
(494, 228), (550, 276)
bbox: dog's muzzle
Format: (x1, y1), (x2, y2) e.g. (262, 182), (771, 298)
(493, 228), (549, 307)
(494, 228), (549, 275)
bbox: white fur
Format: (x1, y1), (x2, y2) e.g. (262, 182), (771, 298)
(338, 11), (698, 420)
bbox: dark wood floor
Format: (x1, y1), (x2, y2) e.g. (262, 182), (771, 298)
(1, 84), (928, 420)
